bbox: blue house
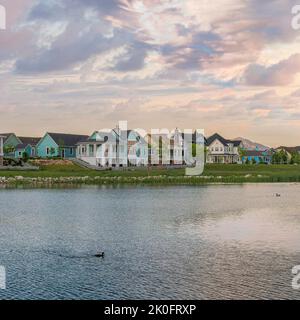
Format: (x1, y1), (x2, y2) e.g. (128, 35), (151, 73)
(37, 133), (89, 158)
(242, 150), (273, 164)
(14, 137), (41, 158)
(0, 134), (41, 158)
(0, 133), (22, 157)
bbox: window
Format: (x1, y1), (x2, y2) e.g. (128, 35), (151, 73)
(18, 151), (22, 157)
(70, 148), (73, 155)
(46, 147), (50, 155)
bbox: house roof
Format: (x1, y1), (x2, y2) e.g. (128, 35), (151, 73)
(245, 150), (273, 157)
(206, 133), (242, 147)
(80, 129), (147, 145)
(0, 133), (16, 143)
(276, 146), (300, 154)
(15, 143), (31, 151)
(47, 133), (89, 147)
(18, 137), (41, 146)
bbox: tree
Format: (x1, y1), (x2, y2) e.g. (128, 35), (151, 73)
(238, 147), (246, 161)
(4, 145), (15, 154)
(291, 152), (300, 164)
(22, 152), (29, 163)
(58, 139), (65, 158)
(272, 150), (288, 164)
(50, 147), (56, 157)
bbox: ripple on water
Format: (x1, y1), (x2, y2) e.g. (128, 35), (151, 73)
(0, 185), (300, 299)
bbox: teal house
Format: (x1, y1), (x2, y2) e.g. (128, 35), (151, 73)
(14, 137), (41, 159)
(37, 133), (89, 158)
(0, 133), (22, 156)
(242, 150), (273, 164)
(0, 134), (41, 158)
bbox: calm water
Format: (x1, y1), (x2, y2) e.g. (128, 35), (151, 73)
(0, 184), (300, 300)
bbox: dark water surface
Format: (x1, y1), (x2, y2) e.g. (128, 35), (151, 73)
(0, 184), (300, 300)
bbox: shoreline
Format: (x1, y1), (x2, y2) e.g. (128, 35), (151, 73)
(0, 163), (300, 187)
(1, 174), (300, 188)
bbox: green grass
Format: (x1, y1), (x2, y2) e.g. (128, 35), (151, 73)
(1, 163), (300, 184)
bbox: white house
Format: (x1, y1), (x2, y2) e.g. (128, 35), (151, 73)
(0, 135), (5, 166)
(77, 127), (148, 168)
(146, 129), (204, 166)
(206, 133), (242, 164)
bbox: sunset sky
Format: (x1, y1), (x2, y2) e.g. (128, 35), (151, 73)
(1, 0), (300, 146)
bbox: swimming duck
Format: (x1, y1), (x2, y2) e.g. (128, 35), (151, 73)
(95, 252), (105, 258)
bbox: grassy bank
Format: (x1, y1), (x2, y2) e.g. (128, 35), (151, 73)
(1, 162), (300, 185)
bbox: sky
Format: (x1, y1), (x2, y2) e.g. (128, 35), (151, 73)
(0, 0), (300, 147)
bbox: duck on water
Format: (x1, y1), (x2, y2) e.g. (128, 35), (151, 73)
(95, 252), (105, 258)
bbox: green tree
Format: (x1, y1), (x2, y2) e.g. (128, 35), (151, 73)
(238, 147), (246, 163)
(22, 152), (29, 163)
(4, 145), (15, 154)
(50, 147), (56, 157)
(291, 152), (300, 164)
(273, 150), (288, 164)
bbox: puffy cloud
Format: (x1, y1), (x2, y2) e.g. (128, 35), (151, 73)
(243, 54), (300, 86)
(1, 0), (300, 145)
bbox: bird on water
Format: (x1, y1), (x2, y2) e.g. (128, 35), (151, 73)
(95, 252), (105, 258)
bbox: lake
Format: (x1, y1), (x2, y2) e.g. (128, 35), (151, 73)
(0, 184), (300, 300)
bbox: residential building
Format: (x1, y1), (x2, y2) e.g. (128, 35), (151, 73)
(275, 146), (300, 161)
(147, 129), (205, 166)
(14, 137), (41, 158)
(206, 133), (243, 164)
(37, 133), (89, 158)
(0, 133), (22, 157)
(77, 128), (148, 167)
(242, 150), (273, 164)
(0, 135), (5, 166)
(0, 134), (42, 158)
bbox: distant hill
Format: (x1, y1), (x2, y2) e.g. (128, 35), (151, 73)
(234, 137), (270, 151)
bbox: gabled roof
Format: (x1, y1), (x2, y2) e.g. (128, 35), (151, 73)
(18, 137), (41, 146)
(0, 133), (19, 143)
(206, 133), (242, 147)
(245, 150), (273, 157)
(276, 146), (300, 154)
(15, 143), (31, 151)
(47, 133), (89, 147)
(80, 129), (147, 145)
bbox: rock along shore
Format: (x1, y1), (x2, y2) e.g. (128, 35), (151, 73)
(0, 174), (273, 186)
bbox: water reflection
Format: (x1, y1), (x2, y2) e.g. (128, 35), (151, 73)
(0, 184), (299, 299)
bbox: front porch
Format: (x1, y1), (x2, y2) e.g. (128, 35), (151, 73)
(207, 154), (240, 164)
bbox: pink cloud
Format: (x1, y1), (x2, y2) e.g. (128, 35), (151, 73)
(243, 54), (300, 86)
